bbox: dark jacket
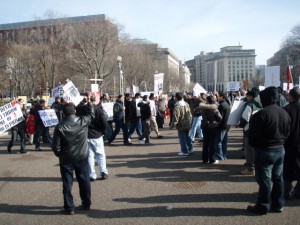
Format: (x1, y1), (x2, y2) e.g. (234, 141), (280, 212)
(218, 100), (230, 130)
(34, 105), (45, 127)
(200, 102), (222, 129)
(284, 100), (300, 180)
(124, 99), (131, 122)
(248, 104), (290, 149)
(51, 102), (95, 164)
(113, 101), (124, 121)
(88, 104), (107, 139)
(138, 101), (151, 120)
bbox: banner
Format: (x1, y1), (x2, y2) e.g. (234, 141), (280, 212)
(227, 100), (246, 126)
(0, 101), (24, 133)
(193, 83), (207, 96)
(38, 109), (59, 127)
(63, 81), (83, 106)
(102, 102), (114, 121)
(154, 73), (164, 96)
(265, 66), (280, 87)
(227, 82), (240, 92)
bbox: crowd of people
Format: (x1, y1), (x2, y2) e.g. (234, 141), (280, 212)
(5, 85), (300, 216)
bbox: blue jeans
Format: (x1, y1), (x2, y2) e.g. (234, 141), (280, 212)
(215, 128), (228, 160)
(189, 116), (203, 141)
(88, 136), (108, 179)
(8, 128), (26, 152)
(178, 130), (194, 154)
(254, 148), (285, 211)
(60, 157), (91, 212)
(109, 119), (130, 144)
(129, 118), (142, 139)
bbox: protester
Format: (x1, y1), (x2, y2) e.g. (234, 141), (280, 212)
(129, 93), (142, 140)
(247, 86), (290, 215)
(200, 95), (222, 164)
(33, 99), (52, 151)
(215, 92), (231, 161)
(51, 99), (95, 215)
(26, 108), (36, 145)
(108, 95), (132, 145)
(138, 95), (152, 144)
(171, 92), (193, 156)
(51, 96), (63, 122)
(87, 95), (108, 181)
(149, 93), (163, 139)
(240, 90), (262, 175)
(167, 94), (175, 127)
(283, 87), (300, 199)
(189, 93), (205, 143)
(7, 99), (28, 154)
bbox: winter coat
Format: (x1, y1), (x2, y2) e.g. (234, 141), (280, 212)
(284, 100), (300, 181)
(200, 103), (222, 129)
(172, 100), (192, 131)
(218, 100), (230, 130)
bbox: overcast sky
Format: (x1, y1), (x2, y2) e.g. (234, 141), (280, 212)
(0, 0), (299, 65)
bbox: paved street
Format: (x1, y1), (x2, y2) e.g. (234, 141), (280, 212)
(0, 125), (299, 225)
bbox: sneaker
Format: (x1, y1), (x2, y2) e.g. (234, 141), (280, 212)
(20, 151), (29, 154)
(145, 140), (153, 145)
(189, 149), (195, 154)
(241, 169), (255, 176)
(101, 172), (108, 180)
(157, 135), (163, 139)
(271, 207), (283, 213)
(124, 142), (132, 145)
(247, 205), (268, 215)
(178, 152), (189, 156)
(35, 147), (42, 151)
(138, 140), (143, 144)
(7, 147), (11, 154)
(211, 160), (219, 164)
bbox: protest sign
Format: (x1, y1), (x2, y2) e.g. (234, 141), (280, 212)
(193, 83), (207, 96)
(227, 82), (240, 92)
(63, 81), (83, 106)
(265, 66), (280, 87)
(102, 102), (114, 121)
(154, 73), (164, 96)
(0, 101), (24, 133)
(227, 100), (246, 126)
(38, 109), (59, 127)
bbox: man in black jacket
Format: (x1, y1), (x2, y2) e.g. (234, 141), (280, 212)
(138, 95), (152, 144)
(215, 92), (230, 162)
(51, 99), (95, 215)
(247, 86), (290, 215)
(87, 95), (108, 181)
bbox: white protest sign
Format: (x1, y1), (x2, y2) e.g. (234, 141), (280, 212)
(38, 109), (59, 127)
(63, 81), (83, 106)
(265, 66), (280, 87)
(102, 102), (114, 121)
(227, 82), (240, 92)
(154, 73), (164, 96)
(227, 100), (246, 126)
(0, 101), (24, 133)
(193, 83), (207, 96)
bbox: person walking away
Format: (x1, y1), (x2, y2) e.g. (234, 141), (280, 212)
(51, 99), (95, 215)
(168, 94), (175, 127)
(129, 93), (142, 140)
(283, 87), (300, 199)
(215, 92), (230, 160)
(88, 95), (108, 181)
(108, 95), (132, 145)
(138, 95), (152, 144)
(200, 95), (222, 164)
(247, 86), (290, 215)
(7, 99), (28, 154)
(171, 92), (193, 156)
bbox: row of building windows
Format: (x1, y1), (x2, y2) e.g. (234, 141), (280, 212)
(228, 60), (252, 65)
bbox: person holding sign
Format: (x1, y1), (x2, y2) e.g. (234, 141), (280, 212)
(7, 99), (28, 154)
(51, 98), (95, 215)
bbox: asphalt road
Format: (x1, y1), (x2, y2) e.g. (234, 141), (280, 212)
(0, 125), (299, 225)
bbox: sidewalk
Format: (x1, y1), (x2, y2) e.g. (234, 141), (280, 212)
(0, 127), (299, 225)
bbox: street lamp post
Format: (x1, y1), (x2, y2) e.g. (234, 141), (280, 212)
(117, 55), (123, 95)
(9, 74), (12, 100)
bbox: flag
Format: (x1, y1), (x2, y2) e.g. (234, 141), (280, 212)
(286, 65), (291, 91)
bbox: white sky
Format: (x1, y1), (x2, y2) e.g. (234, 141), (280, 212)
(0, 0), (299, 65)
